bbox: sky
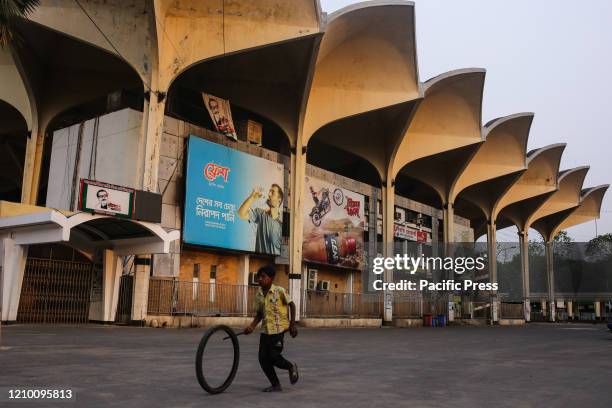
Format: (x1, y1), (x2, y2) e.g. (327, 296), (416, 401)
(320, 0), (612, 242)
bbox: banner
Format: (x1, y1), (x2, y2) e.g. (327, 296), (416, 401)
(202, 93), (238, 141)
(393, 223), (429, 243)
(79, 179), (134, 218)
(184, 136), (284, 255)
(302, 176), (365, 269)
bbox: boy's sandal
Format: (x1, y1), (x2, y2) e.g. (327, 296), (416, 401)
(262, 385), (282, 392)
(289, 363), (299, 385)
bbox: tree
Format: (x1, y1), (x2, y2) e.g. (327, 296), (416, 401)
(0, 0), (40, 46)
(553, 230), (573, 243)
(585, 233), (612, 261)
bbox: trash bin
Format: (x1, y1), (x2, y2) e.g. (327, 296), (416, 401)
(423, 314), (432, 327)
(432, 316), (438, 327)
(437, 314), (447, 327)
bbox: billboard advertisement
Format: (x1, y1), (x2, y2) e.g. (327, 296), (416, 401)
(302, 176), (365, 269)
(183, 136), (284, 255)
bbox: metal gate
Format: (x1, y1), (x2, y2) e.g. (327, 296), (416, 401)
(114, 275), (134, 324)
(17, 258), (94, 324)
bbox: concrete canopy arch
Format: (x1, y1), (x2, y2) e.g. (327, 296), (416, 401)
(0, 100), (29, 202)
(10, 20), (145, 204)
(390, 69), (485, 243)
(526, 166), (590, 232)
(157, 0), (323, 93)
(301, 1), (420, 144)
(537, 184), (610, 242)
(493, 144), (566, 222)
(391, 69), (485, 180)
(29, 0), (153, 84)
(452, 113), (533, 203)
(0, 47), (33, 130)
(170, 33), (322, 148)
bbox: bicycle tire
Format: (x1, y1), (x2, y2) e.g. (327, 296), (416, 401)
(195, 325), (240, 394)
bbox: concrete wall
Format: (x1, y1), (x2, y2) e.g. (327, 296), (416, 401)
(46, 109), (142, 210)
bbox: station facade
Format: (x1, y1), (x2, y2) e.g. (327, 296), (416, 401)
(0, 1), (608, 326)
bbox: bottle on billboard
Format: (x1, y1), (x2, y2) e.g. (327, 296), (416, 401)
(303, 232), (356, 265)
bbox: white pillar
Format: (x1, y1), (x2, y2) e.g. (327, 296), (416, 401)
(567, 301), (573, 319)
(594, 301), (601, 319)
(102, 250), (123, 322)
(109, 256), (123, 322)
(131, 256), (151, 323)
(238, 254), (250, 315)
(382, 182), (395, 324)
(1, 237), (28, 322)
(289, 146), (307, 320)
(545, 241), (555, 322)
(443, 203), (454, 245)
(518, 230), (531, 321)
(487, 220), (499, 323)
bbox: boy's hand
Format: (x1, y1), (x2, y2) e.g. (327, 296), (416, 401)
(244, 324), (254, 335)
(289, 323), (298, 338)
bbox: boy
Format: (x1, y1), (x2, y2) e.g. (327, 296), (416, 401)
(244, 265), (299, 392)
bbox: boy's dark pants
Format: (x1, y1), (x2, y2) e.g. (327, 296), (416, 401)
(259, 333), (292, 386)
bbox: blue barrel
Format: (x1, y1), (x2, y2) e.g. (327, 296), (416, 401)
(437, 314), (447, 327)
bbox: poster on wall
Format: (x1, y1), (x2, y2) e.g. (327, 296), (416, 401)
(79, 179), (134, 218)
(202, 93), (238, 141)
(183, 135), (284, 255)
(302, 176), (365, 269)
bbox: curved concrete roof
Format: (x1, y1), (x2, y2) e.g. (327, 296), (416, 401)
(492, 143), (565, 221)
(29, 0), (153, 84)
(0, 48), (33, 130)
(549, 185), (610, 238)
(498, 165), (587, 236)
(530, 184), (609, 242)
(302, 1), (420, 144)
(526, 166), (589, 227)
(451, 112), (533, 202)
(391, 69), (485, 181)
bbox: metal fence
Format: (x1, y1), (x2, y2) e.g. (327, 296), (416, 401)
(393, 294), (422, 318)
(17, 258), (94, 324)
(500, 302), (524, 319)
(302, 290), (382, 318)
(147, 279), (258, 317)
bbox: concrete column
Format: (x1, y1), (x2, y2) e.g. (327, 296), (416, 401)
(545, 241), (555, 322)
(487, 220), (497, 285)
(102, 250), (123, 322)
(594, 301), (601, 319)
(518, 230), (531, 321)
(487, 220), (499, 323)
(443, 203), (454, 245)
(381, 182), (395, 323)
(289, 146), (307, 320)
(567, 301), (573, 319)
(21, 128), (43, 205)
(109, 256), (123, 323)
(0, 237), (28, 322)
(142, 91), (167, 192)
(238, 254), (250, 316)
(131, 256), (151, 323)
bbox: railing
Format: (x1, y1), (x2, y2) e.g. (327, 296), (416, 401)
(500, 302), (524, 319)
(393, 294), (422, 318)
(303, 290), (382, 318)
(147, 279), (258, 317)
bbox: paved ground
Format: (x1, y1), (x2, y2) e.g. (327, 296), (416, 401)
(1, 323), (611, 408)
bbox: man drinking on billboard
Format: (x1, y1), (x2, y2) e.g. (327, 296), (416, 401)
(238, 184), (283, 255)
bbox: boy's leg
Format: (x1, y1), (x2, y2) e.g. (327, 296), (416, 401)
(258, 334), (281, 388)
(268, 333), (299, 385)
(268, 333), (292, 370)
